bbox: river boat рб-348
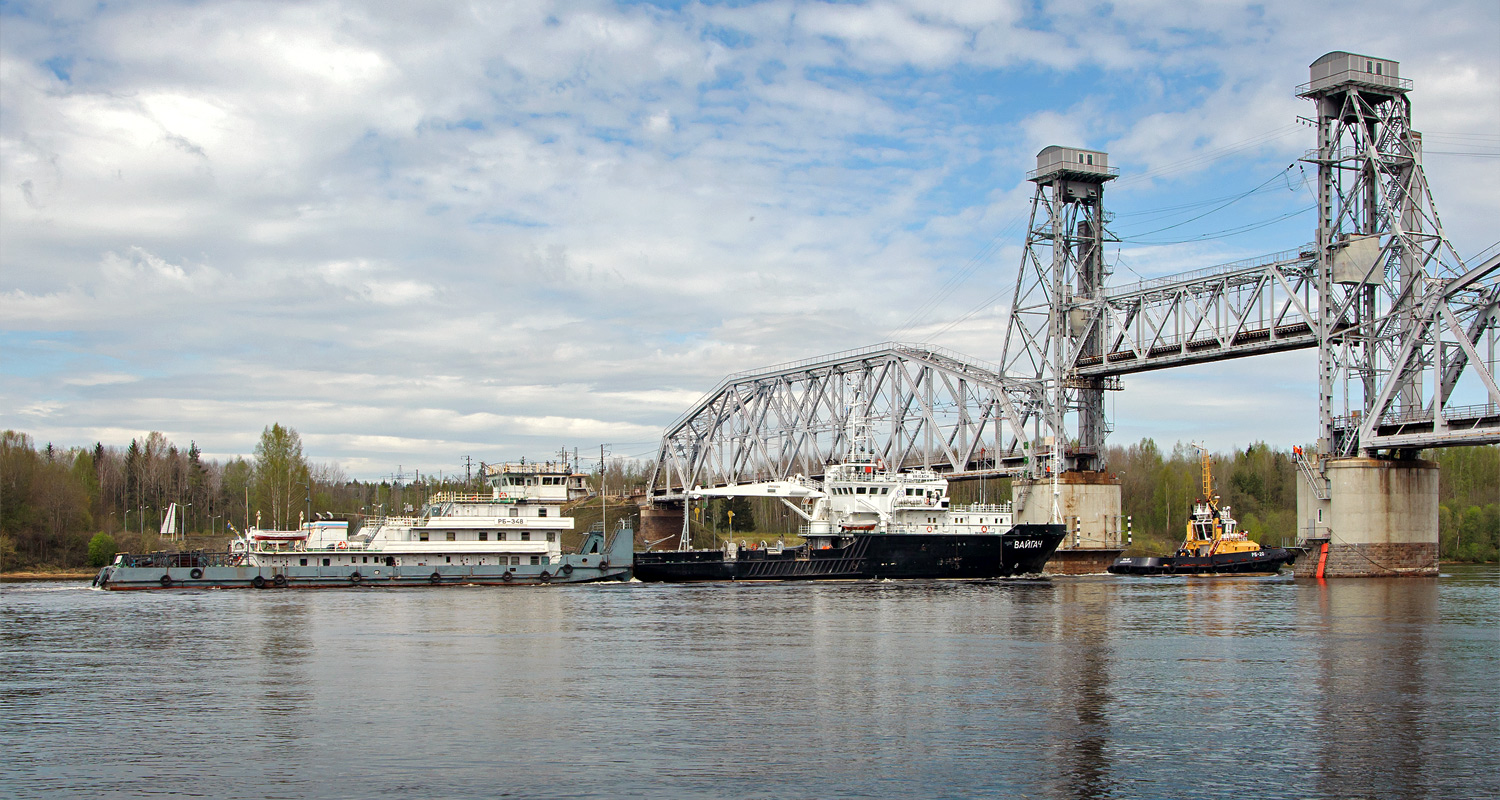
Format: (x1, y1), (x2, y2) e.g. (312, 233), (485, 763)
(94, 459), (632, 590)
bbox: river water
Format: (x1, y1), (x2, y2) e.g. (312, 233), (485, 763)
(3, 566), (1496, 799)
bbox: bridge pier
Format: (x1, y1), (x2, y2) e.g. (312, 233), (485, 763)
(638, 502), (685, 551)
(1295, 457), (1439, 578)
(1013, 471), (1125, 574)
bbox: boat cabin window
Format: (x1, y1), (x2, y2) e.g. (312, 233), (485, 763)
(479, 532), (488, 541)
(300, 558), (308, 566)
(498, 532), (508, 541)
(446, 532), (456, 541)
(509, 508), (518, 517)
(546, 532), (556, 542)
(530, 555), (540, 565)
(538, 509), (547, 517)
(856, 487), (867, 494)
(522, 532), (531, 541)
(419, 532), (429, 541)
(322, 558), (330, 566)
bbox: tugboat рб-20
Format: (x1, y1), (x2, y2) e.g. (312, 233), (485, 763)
(1109, 445), (1295, 576)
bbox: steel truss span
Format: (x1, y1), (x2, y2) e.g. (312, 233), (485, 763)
(1073, 246), (1323, 376)
(649, 343), (1045, 499)
(650, 53), (1497, 498)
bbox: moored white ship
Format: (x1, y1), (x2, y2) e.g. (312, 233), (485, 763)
(94, 459), (631, 590)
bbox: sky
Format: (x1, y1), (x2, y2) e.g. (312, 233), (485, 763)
(3, 0), (1497, 480)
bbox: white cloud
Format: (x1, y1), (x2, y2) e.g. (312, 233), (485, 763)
(1, 0), (1494, 476)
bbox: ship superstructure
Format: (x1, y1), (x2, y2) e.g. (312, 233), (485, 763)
(94, 459), (630, 590)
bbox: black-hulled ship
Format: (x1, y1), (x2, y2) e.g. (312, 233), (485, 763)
(635, 422), (1064, 582)
(1109, 446), (1295, 576)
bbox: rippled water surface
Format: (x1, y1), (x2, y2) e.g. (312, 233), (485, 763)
(3, 567), (1497, 799)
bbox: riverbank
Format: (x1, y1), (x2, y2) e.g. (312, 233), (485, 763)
(2, 570), (95, 582)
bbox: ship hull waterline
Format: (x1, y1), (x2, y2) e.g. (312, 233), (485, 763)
(94, 559), (630, 590)
(1106, 547), (1296, 576)
(634, 525), (1066, 583)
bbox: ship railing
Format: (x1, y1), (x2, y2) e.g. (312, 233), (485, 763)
(364, 515), (420, 529)
(115, 550), (248, 568)
(951, 502), (1014, 513)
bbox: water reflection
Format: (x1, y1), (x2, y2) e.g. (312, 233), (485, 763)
(1303, 578), (1438, 800)
(1, 570), (1495, 800)
(1051, 581), (1114, 800)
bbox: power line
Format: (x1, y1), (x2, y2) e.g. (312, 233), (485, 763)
(889, 213), (1025, 340)
(1122, 204), (1315, 246)
(1115, 164), (1299, 240)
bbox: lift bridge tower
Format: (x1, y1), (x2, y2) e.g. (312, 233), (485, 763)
(1002, 146), (1126, 564)
(1295, 52), (1499, 576)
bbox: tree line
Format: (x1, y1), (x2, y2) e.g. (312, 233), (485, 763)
(1, 426), (1495, 570)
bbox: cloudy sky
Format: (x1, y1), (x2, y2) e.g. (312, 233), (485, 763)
(3, 0), (1497, 478)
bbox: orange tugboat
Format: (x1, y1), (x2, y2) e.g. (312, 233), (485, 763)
(1109, 445), (1295, 575)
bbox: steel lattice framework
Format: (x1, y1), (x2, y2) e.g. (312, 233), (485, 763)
(1298, 61), (1500, 455)
(649, 343), (1045, 499)
(1072, 246), (1321, 376)
(1002, 148), (1118, 472)
(649, 53), (1497, 498)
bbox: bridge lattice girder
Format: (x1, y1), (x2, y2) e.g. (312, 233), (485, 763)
(1072, 246), (1325, 377)
(649, 343), (1045, 499)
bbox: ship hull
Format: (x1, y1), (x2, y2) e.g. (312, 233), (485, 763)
(1107, 547), (1296, 576)
(634, 524), (1065, 583)
(94, 558), (629, 590)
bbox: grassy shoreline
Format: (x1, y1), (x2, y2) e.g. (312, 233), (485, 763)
(2, 570), (96, 581)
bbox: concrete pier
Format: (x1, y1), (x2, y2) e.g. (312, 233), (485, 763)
(1014, 471), (1125, 574)
(637, 503), (685, 551)
(1295, 457), (1439, 578)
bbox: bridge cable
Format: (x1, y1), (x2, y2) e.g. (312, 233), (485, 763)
(889, 213), (1026, 341)
(1115, 163), (1299, 241)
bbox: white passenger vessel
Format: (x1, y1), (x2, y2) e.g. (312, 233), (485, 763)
(95, 460), (631, 590)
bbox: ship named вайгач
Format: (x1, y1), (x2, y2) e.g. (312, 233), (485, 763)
(636, 434), (1064, 582)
